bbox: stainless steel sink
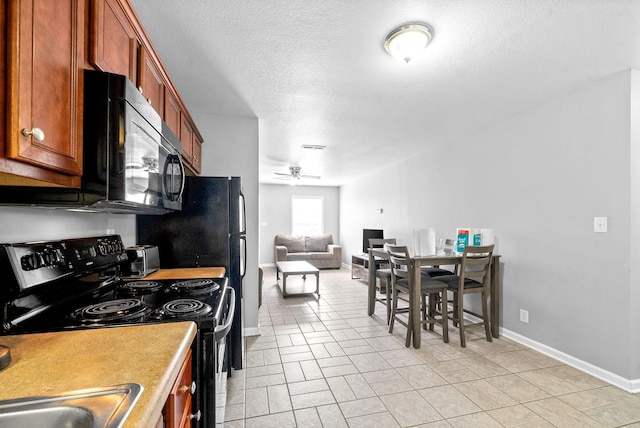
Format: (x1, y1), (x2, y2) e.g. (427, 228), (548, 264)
(0, 383), (143, 428)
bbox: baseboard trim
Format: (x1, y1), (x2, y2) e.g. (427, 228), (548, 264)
(501, 327), (640, 394)
(244, 325), (261, 337)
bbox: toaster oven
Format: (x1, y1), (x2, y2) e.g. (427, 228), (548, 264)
(123, 245), (160, 278)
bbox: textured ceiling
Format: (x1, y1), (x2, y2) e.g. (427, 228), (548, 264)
(130, 0), (640, 186)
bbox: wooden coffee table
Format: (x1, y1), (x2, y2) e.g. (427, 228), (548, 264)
(275, 261), (320, 298)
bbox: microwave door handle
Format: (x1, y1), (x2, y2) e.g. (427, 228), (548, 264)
(214, 287), (236, 342)
(178, 156), (185, 198)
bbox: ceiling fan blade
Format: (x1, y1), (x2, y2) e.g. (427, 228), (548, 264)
(300, 174), (321, 179)
(274, 173), (293, 180)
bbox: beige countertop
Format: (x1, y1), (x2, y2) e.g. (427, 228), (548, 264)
(145, 267), (225, 280)
(0, 321), (197, 427)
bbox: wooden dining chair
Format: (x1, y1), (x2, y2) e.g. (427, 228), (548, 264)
(369, 238), (396, 323)
(387, 245), (449, 347)
(438, 244), (494, 347)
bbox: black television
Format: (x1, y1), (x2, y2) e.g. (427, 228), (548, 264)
(362, 228), (384, 253)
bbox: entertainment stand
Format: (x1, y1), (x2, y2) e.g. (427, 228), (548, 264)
(351, 254), (369, 282)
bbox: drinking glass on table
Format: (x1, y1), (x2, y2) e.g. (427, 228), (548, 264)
(437, 238), (454, 255)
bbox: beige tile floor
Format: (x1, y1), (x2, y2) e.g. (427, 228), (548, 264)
(223, 267), (640, 427)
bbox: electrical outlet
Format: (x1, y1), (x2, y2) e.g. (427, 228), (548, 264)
(594, 217), (608, 233)
(520, 309), (529, 323)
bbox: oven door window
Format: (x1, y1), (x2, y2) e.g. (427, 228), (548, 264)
(122, 103), (184, 210)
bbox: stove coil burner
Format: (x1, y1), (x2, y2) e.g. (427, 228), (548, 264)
(152, 299), (212, 319)
(73, 298), (149, 323)
(168, 278), (220, 297)
(119, 280), (163, 295)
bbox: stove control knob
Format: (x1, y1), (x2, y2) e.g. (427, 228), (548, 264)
(41, 250), (61, 267)
(98, 242), (111, 255)
(21, 253), (43, 270)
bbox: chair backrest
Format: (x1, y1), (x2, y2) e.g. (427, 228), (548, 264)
(386, 244), (412, 284)
(459, 244), (494, 287)
(368, 238), (397, 249)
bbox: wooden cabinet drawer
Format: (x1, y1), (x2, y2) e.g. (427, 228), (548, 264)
(163, 349), (193, 428)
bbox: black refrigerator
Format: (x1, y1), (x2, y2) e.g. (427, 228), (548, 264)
(137, 176), (246, 370)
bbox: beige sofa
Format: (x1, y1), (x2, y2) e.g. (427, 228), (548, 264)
(274, 234), (342, 269)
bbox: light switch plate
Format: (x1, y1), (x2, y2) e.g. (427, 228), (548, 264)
(594, 217), (608, 233)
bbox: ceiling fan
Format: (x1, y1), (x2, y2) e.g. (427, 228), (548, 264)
(274, 166), (320, 180)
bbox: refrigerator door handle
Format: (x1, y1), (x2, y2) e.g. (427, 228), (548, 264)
(239, 192), (247, 235)
(240, 235), (246, 278)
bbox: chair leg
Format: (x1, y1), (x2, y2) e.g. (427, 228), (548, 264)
(421, 294), (428, 331)
(405, 297), (412, 348)
(452, 291), (459, 327)
(388, 287), (397, 333)
(482, 290), (492, 342)
(441, 290), (449, 343)
(385, 278), (391, 324)
(457, 290), (466, 347)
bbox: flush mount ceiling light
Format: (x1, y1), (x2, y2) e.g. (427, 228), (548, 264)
(384, 23), (433, 63)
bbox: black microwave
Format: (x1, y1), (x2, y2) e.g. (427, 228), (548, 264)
(0, 70), (185, 214)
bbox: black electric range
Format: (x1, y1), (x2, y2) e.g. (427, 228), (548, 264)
(0, 235), (234, 428)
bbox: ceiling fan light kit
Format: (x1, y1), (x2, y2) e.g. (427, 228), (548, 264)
(384, 23), (433, 63)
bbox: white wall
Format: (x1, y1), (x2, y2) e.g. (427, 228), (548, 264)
(194, 113), (260, 336)
(258, 184), (340, 265)
(0, 207), (135, 245)
(341, 70), (640, 386)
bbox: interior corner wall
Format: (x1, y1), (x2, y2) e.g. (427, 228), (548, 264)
(192, 113), (260, 334)
(340, 70), (637, 382)
(258, 184), (340, 265)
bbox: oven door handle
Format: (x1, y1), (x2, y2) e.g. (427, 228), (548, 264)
(214, 286), (235, 342)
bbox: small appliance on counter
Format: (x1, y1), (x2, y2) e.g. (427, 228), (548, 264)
(122, 245), (160, 278)
(0, 345), (10, 370)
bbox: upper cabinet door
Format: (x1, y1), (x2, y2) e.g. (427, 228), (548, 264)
(138, 46), (165, 117)
(164, 86), (181, 140)
(89, 0), (139, 82)
(6, 0), (84, 176)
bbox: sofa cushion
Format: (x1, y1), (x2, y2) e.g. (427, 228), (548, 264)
(309, 252), (334, 260)
(287, 253), (310, 261)
(305, 234), (333, 252)
(275, 235), (306, 253)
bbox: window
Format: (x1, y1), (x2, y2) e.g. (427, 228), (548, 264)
(291, 195), (324, 236)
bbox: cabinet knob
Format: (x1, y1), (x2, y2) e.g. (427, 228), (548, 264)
(179, 381), (196, 394)
(189, 410), (201, 421)
(21, 127), (45, 142)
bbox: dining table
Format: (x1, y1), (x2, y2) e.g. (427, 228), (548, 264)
(368, 248), (501, 349)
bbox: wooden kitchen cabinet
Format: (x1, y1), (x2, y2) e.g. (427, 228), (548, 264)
(138, 45), (165, 116)
(163, 348), (194, 428)
(180, 113), (203, 175)
(1, 0), (84, 186)
(1, 0), (205, 187)
(89, 0), (139, 82)
(191, 134), (203, 174)
(164, 86), (182, 139)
